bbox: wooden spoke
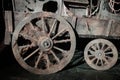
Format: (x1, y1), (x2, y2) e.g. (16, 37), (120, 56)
(91, 45), (97, 51)
(91, 57), (96, 63)
(44, 54), (50, 69)
(100, 59), (104, 66)
(53, 46), (67, 53)
(103, 57), (109, 65)
(88, 55), (95, 58)
(48, 19), (57, 36)
(19, 33), (37, 41)
(88, 49), (96, 55)
(52, 28), (68, 40)
(28, 22), (35, 30)
(104, 46), (111, 52)
(19, 45), (30, 50)
(95, 59), (99, 65)
(50, 50), (60, 63)
(105, 51), (113, 55)
(105, 56), (113, 60)
(41, 17), (47, 33)
(96, 43), (100, 50)
(54, 39), (71, 44)
(34, 51), (43, 68)
(101, 43), (105, 50)
(24, 48), (40, 61)
(19, 45), (31, 55)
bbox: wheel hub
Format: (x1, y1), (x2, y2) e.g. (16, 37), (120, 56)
(95, 50), (104, 59)
(38, 37), (53, 51)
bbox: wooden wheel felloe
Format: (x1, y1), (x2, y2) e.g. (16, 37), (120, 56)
(12, 12), (76, 74)
(84, 39), (118, 70)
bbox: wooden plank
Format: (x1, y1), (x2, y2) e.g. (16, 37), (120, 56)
(64, 0), (89, 4)
(4, 11), (13, 45)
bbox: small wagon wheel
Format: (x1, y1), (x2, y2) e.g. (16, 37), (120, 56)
(84, 39), (118, 70)
(12, 12), (76, 74)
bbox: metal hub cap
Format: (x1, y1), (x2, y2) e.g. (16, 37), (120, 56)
(95, 50), (104, 59)
(38, 37), (53, 51)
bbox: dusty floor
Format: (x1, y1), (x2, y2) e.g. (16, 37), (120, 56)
(0, 45), (120, 80)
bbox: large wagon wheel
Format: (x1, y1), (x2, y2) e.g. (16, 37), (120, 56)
(12, 12), (76, 74)
(84, 39), (118, 70)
